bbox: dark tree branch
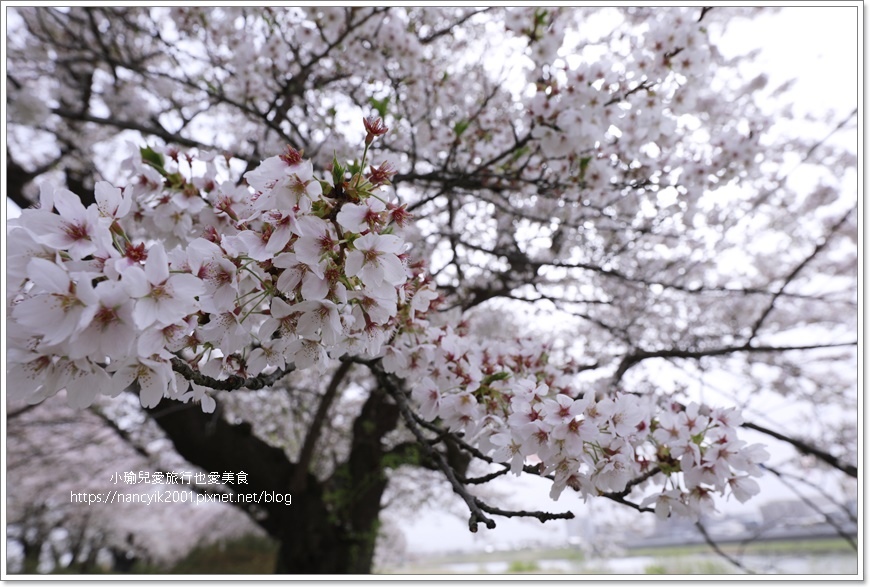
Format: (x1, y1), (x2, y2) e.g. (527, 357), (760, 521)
(7, 403), (41, 420)
(419, 8), (490, 44)
(743, 421), (857, 478)
(170, 357), (295, 391)
(612, 340), (857, 383)
(6, 148), (69, 210)
(370, 363), (496, 532)
(145, 396), (295, 537)
(601, 466), (662, 500)
(290, 359), (353, 493)
(473, 498), (574, 524)
(51, 107), (212, 150)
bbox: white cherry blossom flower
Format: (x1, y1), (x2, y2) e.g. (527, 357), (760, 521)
(94, 181), (132, 221)
(273, 252), (329, 300)
(67, 279), (136, 361)
(295, 299), (343, 346)
(21, 187), (114, 260)
(112, 356), (177, 408)
(336, 198), (385, 233)
(12, 258), (98, 347)
(123, 243), (203, 329)
(344, 233), (406, 288)
(491, 430), (526, 475)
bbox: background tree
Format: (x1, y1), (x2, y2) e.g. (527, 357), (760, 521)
(6, 395), (260, 573)
(5, 6), (858, 574)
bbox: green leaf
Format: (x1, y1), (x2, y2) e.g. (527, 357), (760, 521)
(368, 96), (390, 118)
(140, 145), (165, 171)
(578, 156), (592, 180)
(453, 119), (470, 137)
(482, 371), (511, 386)
(347, 159), (362, 176)
(331, 154), (346, 187)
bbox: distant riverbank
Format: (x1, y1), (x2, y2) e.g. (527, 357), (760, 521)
(384, 537), (858, 575)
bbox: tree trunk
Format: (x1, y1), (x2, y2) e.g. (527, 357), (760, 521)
(274, 387), (398, 574)
(21, 539), (42, 574)
(148, 384), (399, 574)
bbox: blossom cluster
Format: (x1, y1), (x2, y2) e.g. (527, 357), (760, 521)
(7, 118), (412, 412)
(7, 116), (767, 518)
(383, 320), (768, 519)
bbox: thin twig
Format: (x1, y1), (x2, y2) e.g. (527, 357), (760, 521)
(474, 499), (574, 524)
(377, 368), (496, 532)
(742, 421), (857, 478)
(695, 520), (755, 574)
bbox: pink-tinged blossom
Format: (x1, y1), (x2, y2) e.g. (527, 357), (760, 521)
(223, 225), (287, 262)
(344, 233), (406, 288)
(608, 394), (646, 438)
(548, 458), (587, 500)
(440, 391), (483, 435)
(245, 156), (322, 211)
(21, 187), (114, 260)
(336, 198), (385, 234)
(6, 350), (62, 404)
(247, 334), (292, 376)
(709, 406), (744, 429)
(685, 486), (718, 519)
(541, 393), (589, 426)
(348, 282), (398, 325)
(410, 377), (442, 421)
(507, 401), (543, 439)
(510, 378), (549, 406)
(652, 409), (689, 447)
(111, 357), (176, 408)
(67, 280), (136, 361)
(293, 216), (339, 268)
(728, 475), (761, 503)
(12, 258), (98, 346)
(286, 338), (328, 371)
(273, 252), (330, 301)
(137, 320), (194, 358)
(726, 442), (769, 476)
(172, 374), (217, 414)
(295, 299), (343, 346)
(58, 359), (113, 409)
(123, 243), (203, 329)
(6, 227), (57, 287)
(550, 413), (597, 458)
(491, 430), (526, 475)
(94, 181), (132, 221)
(682, 456), (724, 491)
(677, 402), (710, 437)
(641, 489), (692, 520)
(186, 238), (239, 314)
(408, 283), (439, 320)
(520, 419), (554, 461)
(592, 441), (636, 493)
(198, 311), (249, 356)
(260, 297), (301, 340)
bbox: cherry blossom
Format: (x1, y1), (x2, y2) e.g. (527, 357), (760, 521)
(122, 243), (204, 329)
(6, 115), (775, 522)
